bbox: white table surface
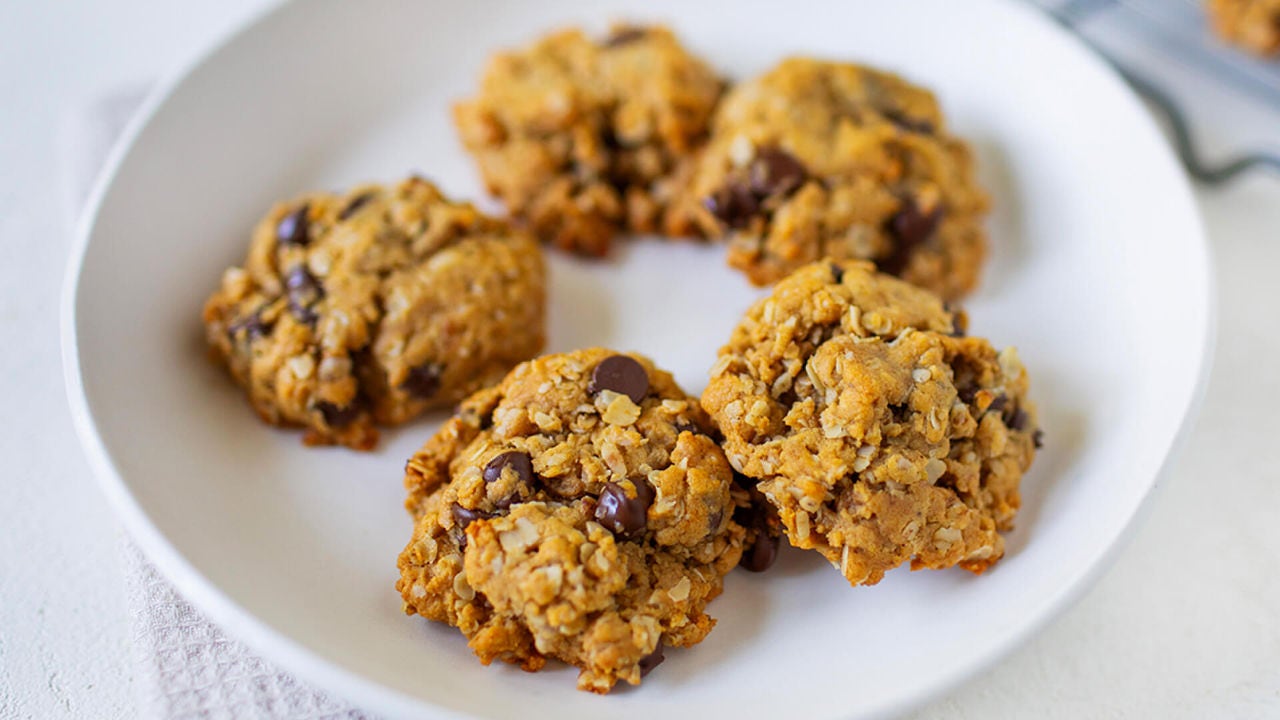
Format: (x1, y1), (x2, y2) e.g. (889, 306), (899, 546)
(2, 1), (1277, 718)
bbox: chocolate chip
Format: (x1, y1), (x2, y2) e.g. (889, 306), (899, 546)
(708, 509), (724, 533)
(451, 503), (486, 529)
(315, 400), (359, 428)
(604, 27), (647, 47)
(830, 262), (845, 284)
(285, 265), (318, 292)
(285, 266), (323, 326)
(338, 192), (374, 221)
(483, 451), (534, 486)
(749, 147), (807, 199)
(588, 355), (649, 404)
(674, 421), (700, 436)
(740, 531), (780, 572)
(228, 310), (271, 342)
(276, 204), (310, 246)
(1033, 428), (1045, 448)
(884, 110), (935, 135)
(880, 198), (943, 276)
(594, 481), (652, 537)
(401, 362), (442, 399)
(1008, 408), (1030, 432)
(941, 303), (966, 337)
(638, 641), (665, 677)
(703, 182), (759, 230)
(987, 394), (1008, 415)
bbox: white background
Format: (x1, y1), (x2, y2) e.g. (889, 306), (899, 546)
(2, 1), (1277, 718)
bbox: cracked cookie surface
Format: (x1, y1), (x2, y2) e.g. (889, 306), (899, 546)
(703, 261), (1039, 586)
(669, 58), (988, 300)
(1208, 0), (1280, 55)
(454, 25), (723, 256)
(396, 348), (746, 693)
(202, 177), (546, 449)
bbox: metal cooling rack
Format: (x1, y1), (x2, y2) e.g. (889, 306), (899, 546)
(1046, 0), (1280, 183)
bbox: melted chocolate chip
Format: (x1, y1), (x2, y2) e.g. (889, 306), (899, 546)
(638, 642), (665, 677)
(884, 110), (936, 135)
(1033, 428), (1045, 448)
(674, 421), (700, 436)
(1008, 408), (1030, 432)
(276, 204), (310, 247)
(604, 26), (647, 47)
(594, 481), (652, 537)
(315, 400), (359, 428)
(338, 192), (374, 220)
(987, 394), (1008, 415)
(484, 450), (534, 507)
(588, 355), (649, 404)
(705, 147), (808, 230)
(228, 310), (271, 342)
(703, 182), (759, 229)
(749, 147), (807, 198)
(942, 303), (967, 337)
(483, 451), (534, 486)
(880, 198), (943, 275)
(284, 266), (323, 326)
(401, 362), (442, 399)
(451, 504), (485, 528)
(830, 262), (845, 284)
(734, 491), (780, 572)
(741, 531), (781, 573)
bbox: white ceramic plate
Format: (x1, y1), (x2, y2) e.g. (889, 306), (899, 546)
(62, 0), (1213, 718)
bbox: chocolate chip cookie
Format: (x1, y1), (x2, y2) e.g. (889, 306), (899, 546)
(668, 58), (989, 300)
(454, 25), (723, 256)
(1208, 0), (1280, 55)
(202, 177), (546, 450)
(702, 261), (1039, 586)
(396, 349), (747, 692)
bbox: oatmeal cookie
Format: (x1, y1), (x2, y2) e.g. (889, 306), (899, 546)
(702, 261), (1039, 586)
(454, 25), (723, 256)
(396, 349), (747, 692)
(670, 58), (988, 300)
(1208, 0), (1280, 55)
(202, 177), (546, 450)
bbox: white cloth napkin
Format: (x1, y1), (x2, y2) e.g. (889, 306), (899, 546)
(61, 88), (368, 720)
(121, 544), (366, 720)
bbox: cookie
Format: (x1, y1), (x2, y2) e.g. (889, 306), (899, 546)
(454, 25), (723, 256)
(202, 177), (546, 450)
(1208, 0), (1280, 55)
(396, 349), (747, 692)
(702, 261), (1039, 586)
(669, 58), (989, 300)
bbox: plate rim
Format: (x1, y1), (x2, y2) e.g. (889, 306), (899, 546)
(59, 0), (1217, 717)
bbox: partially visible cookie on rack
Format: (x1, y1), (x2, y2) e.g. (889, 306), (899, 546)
(702, 260), (1040, 586)
(396, 348), (748, 693)
(1208, 0), (1280, 56)
(669, 58), (989, 300)
(202, 176), (546, 449)
(454, 25), (724, 256)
